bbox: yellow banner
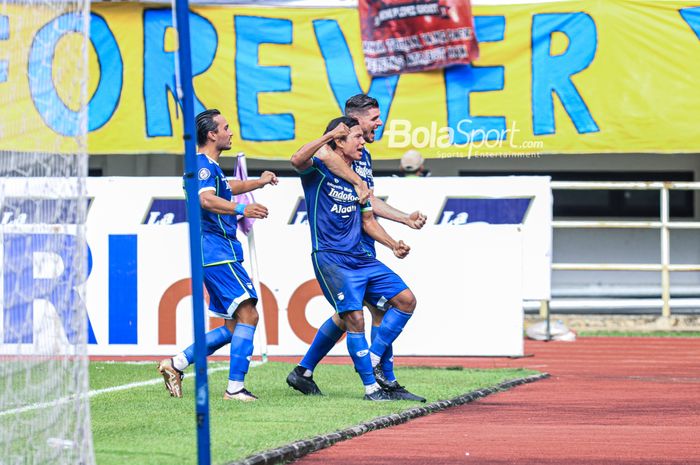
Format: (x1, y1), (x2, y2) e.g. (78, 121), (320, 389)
(1, 1), (700, 158)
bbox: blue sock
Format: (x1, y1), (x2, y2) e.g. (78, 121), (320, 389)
(371, 325), (396, 383)
(229, 323), (255, 382)
(183, 326), (232, 364)
(369, 308), (412, 362)
(300, 317), (344, 372)
(346, 331), (374, 386)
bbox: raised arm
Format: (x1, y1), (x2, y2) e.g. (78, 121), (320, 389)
(290, 124), (345, 172)
(290, 124), (369, 202)
(371, 195), (427, 230)
(316, 145), (370, 203)
(362, 209), (410, 259)
(228, 171), (278, 195)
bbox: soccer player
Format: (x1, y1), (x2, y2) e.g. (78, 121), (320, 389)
(287, 95), (427, 401)
(158, 109), (277, 402)
(290, 116), (415, 401)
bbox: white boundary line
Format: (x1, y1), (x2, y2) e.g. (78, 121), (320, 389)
(0, 362), (263, 418)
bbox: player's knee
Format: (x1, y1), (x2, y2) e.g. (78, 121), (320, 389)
(235, 300), (259, 326)
(395, 290), (416, 313)
(341, 310), (365, 332)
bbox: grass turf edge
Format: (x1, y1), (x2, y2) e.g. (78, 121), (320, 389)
(227, 372), (550, 465)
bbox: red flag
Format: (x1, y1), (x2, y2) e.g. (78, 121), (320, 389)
(359, 0), (479, 76)
(232, 153), (255, 235)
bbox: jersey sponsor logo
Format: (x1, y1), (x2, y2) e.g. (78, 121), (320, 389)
(1, 198), (93, 225)
(437, 197), (533, 225)
(330, 203), (357, 214)
(198, 168), (211, 180)
(142, 198), (186, 224)
(328, 186), (358, 202)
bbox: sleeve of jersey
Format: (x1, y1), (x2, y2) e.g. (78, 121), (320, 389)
(360, 200), (373, 213)
(297, 157), (320, 176)
(197, 161), (216, 194)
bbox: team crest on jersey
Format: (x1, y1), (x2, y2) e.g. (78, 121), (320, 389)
(437, 197), (533, 225)
(198, 168), (211, 180)
(142, 198), (187, 225)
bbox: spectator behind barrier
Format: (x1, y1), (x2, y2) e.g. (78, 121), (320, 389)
(399, 150), (430, 177)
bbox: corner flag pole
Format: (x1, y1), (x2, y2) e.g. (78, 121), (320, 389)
(174, 0), (211, 464)
(235, 154), (268, 363)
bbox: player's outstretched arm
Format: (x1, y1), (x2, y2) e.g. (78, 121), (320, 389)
(199, 190), (269, 219)
(229, 171), (278, 195)
(361, 209), (410, 259)
(371, 195), (427, 230)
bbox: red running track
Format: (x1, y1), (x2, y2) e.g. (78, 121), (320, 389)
(289, 337), (700, 465)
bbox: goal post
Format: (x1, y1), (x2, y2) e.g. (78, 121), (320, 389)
(0, 0), (93, 463)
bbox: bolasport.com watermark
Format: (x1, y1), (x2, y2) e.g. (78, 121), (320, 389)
(384, 119), (544, 158)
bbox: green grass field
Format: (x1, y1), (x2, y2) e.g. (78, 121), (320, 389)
(90, 361), (537, 465)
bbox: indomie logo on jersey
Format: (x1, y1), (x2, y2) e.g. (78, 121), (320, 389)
(1, 198), (93, 224)
(437, 197), (533, 225)
(142, 198), (187, 225)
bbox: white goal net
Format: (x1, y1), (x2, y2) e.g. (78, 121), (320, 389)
(0, 0), (93, 463)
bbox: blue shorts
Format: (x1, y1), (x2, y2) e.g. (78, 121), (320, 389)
(203, 261), (258, 319)
(312, 251), (408, 313)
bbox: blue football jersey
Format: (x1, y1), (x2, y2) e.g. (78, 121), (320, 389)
(299, 157), (372, 256)
(353, 148), (377, 257)
(192, 154), (244, 266)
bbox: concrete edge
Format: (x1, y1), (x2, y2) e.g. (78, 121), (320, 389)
(229, 372), (550, 465)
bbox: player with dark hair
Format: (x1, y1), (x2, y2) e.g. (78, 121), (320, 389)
(287, 95), (427, 402)
(158, 109), (278, 402)
(290, 116), (414, 401)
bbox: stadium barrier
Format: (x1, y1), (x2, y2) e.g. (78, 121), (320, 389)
(546, 181), (700, 317)
(1, 176), (553, 356)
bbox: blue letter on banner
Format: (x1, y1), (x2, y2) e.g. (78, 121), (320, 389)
(2, 234), (96, 344)
(108, 234), (138, 344)
(0, 15), (8, 83)
(28, 13), (123, 136)
(532, 13), (599, 136)
(235, 16), (294, 141)
(143, 9), (217, 137)
(445, 16), (506, 144)
(680, 7), (700, 41)
(313, 19), (398, 140)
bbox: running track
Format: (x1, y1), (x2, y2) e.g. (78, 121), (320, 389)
(288, 338), (700, 465)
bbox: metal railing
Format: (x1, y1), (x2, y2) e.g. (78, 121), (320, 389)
(548, 181), (700, 317)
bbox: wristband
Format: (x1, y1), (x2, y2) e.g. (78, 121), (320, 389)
(234, 203), (246, 215)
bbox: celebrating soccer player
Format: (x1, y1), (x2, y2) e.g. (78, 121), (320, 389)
(290, 116), (416, 401)
(158, 109), (277, 402)
(287, 95), (427, 402)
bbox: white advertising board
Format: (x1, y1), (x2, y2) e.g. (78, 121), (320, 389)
(1, 176), (551, 356)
